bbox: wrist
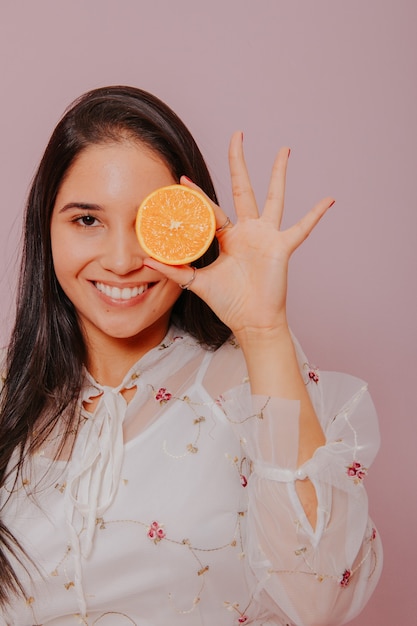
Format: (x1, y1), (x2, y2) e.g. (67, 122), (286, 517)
(235, 325), (305, 398)
(234, 322), (292, 354)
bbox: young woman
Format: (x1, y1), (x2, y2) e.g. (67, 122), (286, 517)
(0, 86), (382, 625)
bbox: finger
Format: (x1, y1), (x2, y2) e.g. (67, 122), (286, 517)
(179, 175), (231, 232)
(143, 258), (200, 293)
(228, 131), (259, 219)
(286, 197), (335, 252)
(262, 146), (290, 229)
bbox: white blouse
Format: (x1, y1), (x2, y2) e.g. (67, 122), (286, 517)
(0, 328), (382, 626)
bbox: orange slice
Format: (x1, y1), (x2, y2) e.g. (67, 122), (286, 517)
(135, 184), (216, 265)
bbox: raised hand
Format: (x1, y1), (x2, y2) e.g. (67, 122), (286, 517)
(145, 131), (334, 341)
(147, 132), (331, 481)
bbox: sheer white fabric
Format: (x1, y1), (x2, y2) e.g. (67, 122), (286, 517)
(0, 328), (382, 626)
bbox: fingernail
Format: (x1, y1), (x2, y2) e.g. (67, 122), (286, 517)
(288, 148), (291, 158)
(329, 200), (335, 208)
(182, 175), (193, 183)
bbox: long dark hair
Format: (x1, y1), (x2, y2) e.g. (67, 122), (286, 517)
(0, 85), (231, 605)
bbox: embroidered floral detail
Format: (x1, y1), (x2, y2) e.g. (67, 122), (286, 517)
(303, 362), (320, 385)
(340, 568), (352, 587)
(224, 601), (249, 623)
(155, 387), (172, 404)
(217, 394), (271, 422)
(308, 370), (319, 384)
(371, 527), (377, 541)
(226, 453), (251, 487)
(159, 335), (183, 349)
(347, 461), (367, 482)
(147, 520), (166, 543)
(215, 394), (225, 408)
(49, 545), (72, 580)
(157, 387), (208, 459)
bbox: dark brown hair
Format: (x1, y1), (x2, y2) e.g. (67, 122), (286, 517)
(0, 85), (230, 605)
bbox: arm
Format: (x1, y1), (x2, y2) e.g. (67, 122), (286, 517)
(147, 133), (334, 525)
(218, 349), (382, 626)
(237, 328), (324, 527)
(144, 133), (382, 624)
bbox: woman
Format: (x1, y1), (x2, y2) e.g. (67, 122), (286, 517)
(0, 86), (381, 625)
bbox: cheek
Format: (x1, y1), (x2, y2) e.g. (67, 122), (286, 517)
(161, 281), (183, 309)
(51, 240), (70, 283)
(150, 280), (182, 319)
(51, 226), (89, 281)
(50, 220), (68, 272)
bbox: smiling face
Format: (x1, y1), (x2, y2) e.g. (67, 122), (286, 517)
(50, 140), (181, 364)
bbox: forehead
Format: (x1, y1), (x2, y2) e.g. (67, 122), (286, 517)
(57, 140), (175, 201)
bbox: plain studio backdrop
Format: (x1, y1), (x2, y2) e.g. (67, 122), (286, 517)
(0, 1), (415, 624)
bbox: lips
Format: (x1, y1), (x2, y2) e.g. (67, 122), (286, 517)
(94, 281), (149, 300)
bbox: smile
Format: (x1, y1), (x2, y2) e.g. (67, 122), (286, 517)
(94, 281), (149, 300)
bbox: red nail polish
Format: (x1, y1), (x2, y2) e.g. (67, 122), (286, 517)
(288, 148), (291, 158)
(329, 200), (335, 208)
(182, 175), (193, 183)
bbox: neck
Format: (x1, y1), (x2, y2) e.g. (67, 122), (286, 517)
(84, 326), (169, 388)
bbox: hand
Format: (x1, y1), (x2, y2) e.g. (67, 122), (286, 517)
(144, 132), (335, 340)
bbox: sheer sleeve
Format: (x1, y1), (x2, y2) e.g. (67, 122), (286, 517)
(217, 345), (382, 626)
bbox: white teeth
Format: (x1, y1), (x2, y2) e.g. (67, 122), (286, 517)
(95, 282), (148, 300)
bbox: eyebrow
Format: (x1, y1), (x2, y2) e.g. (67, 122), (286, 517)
(59, 202), (103, 213)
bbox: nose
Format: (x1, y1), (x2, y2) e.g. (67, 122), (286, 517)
(101, 223), (146, 275)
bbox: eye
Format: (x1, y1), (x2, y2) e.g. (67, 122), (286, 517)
(73, 214), (100, 227)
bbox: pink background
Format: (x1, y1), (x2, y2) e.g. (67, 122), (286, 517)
(1, 1), (415, 623)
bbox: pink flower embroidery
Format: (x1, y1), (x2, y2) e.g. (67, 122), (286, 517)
(147, 521), (166, 543)
(308, 370), (319, 384)
(240, 474), (248, 488)
(238, 616), (248, 624)
(371, 527), (377, 541)
(347, 461), (367, 481)
(215, 394), (225, 407)
(340, 568), (352, 587)
(155, 388), (172, 404)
